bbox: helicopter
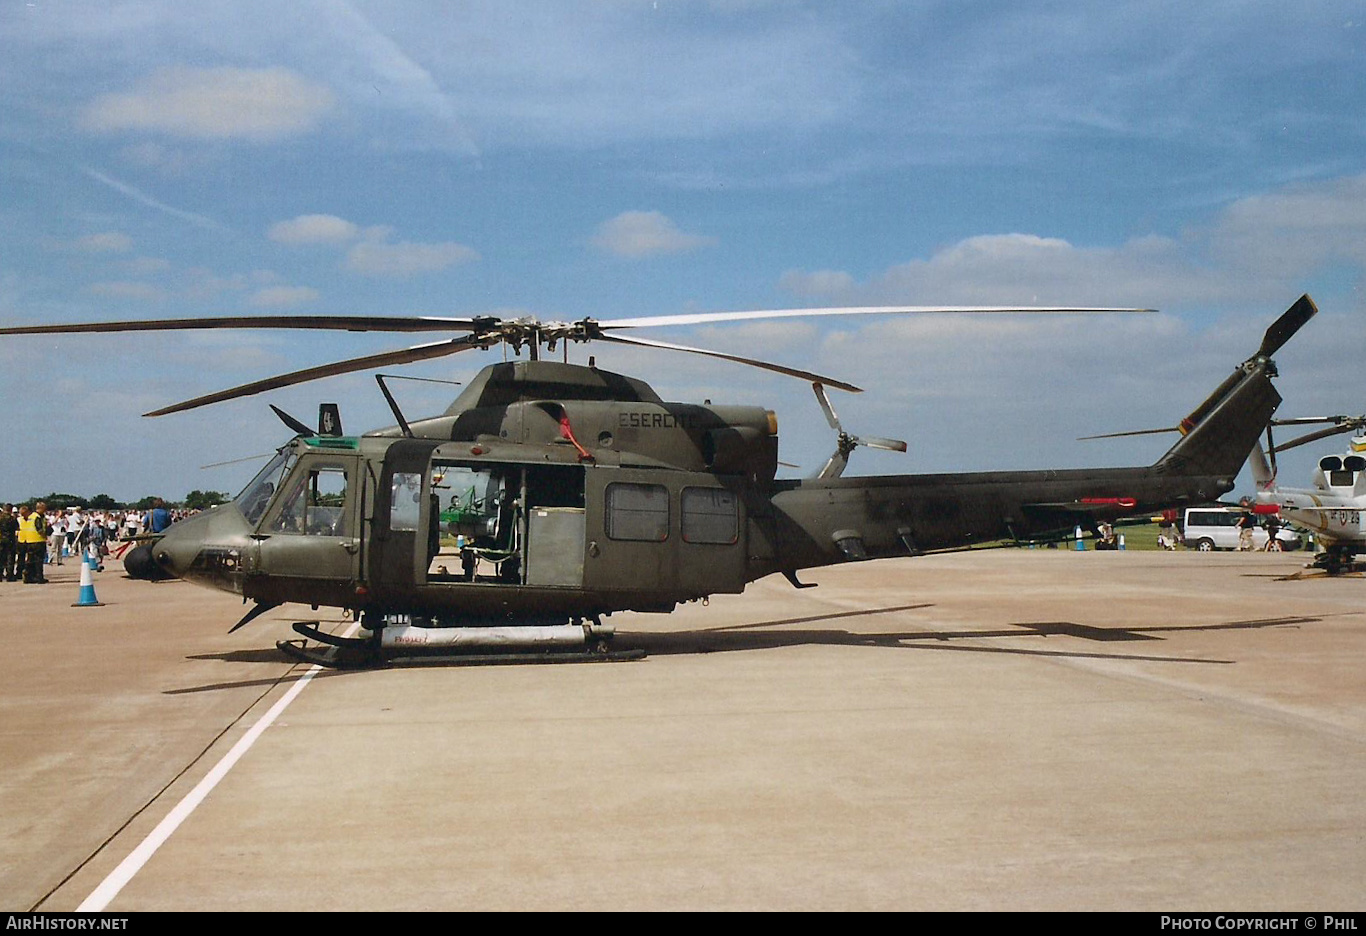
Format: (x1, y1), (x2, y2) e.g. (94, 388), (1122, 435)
(0, 294), (1317, 666)
(1248, 414), (1366, 574)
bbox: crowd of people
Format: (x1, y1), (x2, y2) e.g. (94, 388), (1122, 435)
(0, 500), (185, 584)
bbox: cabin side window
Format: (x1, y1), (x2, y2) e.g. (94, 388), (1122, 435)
(390, 472), (423, 532)
(605, 482), (669, 542)
(270, 463), (350, 536)
(681, 487), (738, 545)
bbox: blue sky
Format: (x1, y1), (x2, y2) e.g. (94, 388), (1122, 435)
(2, 1), (1364, 501)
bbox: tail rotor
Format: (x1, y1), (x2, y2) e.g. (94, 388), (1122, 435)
(813, 382), (907, 479)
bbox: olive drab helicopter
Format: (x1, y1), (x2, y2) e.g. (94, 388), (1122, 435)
(0, 294), (1318, 666)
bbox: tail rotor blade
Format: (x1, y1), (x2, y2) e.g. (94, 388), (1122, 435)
(1257, 294), (1318, 359)
(813, 382), (842, 431)
(818, 449), (850, 480)
(861, 435), (909, 453)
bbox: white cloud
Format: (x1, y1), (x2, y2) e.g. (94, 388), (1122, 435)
(345, 237), (479, 276)
(1208, 174), (1366, 277)
(268, 214), (360, 245)
(124, 256), (172, 275)
(249, 285), (320, 308)
(180, 267), (249, 300)
(82, 66), (335, 142)
(776, 173), (1366, 311)
(86, 281), (165, 301)
(116, 141), (204, 175)
(777, 232), (1223, 308)
(592, 211), (716, 258)
(265, 214), (478, 276)
(74, 232), (133, 253)
(777, 269), (856, 300)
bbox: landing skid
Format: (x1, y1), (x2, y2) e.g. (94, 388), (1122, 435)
(1276, 550), (1365, 580)
(1310, 549), (1359, 577)
(277, 621), (646, 669)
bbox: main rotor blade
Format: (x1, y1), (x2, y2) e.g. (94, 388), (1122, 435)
(1269, 422), (1362, 454)
(1271, 415), (1355, 427)
(595, 332), (862, 393)
(1078, 426), (1180, 441)
(144, 336), (485, 417)
(1256, 294), (1317, 359)
(199, 452), (276, 470)
(0, 314), (485, 336)
(598, 305), (1156, 330)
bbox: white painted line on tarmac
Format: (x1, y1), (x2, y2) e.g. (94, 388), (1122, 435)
(78, 647), (340, 911)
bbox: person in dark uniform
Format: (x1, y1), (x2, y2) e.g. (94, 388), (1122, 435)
(0, 504), (19, 581)
(1262, 514), (1283, 551)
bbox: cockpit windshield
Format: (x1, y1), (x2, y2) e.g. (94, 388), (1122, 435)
(235, 448), (299, 525)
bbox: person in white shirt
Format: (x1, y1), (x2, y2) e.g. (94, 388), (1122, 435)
(47, 509), (66, 565)
(64, 508), (83, 554)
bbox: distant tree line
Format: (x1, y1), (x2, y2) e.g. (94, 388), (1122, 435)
(8, 490), (230, 510)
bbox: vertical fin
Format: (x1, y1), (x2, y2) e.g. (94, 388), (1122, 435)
(1154, 296), (1314, 479)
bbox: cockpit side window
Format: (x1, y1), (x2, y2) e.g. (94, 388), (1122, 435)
(235, 449), (298, 526)
(271, 463), (350, 536)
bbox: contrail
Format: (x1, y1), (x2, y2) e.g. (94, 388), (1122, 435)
(81, 166), (230, 233)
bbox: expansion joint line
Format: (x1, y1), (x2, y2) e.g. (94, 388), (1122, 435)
(31, 658), (320, 911)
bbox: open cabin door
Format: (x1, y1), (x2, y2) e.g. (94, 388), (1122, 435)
(430, 459), (587, 588)
(523, 464), (587, 587)
(369, 440), (440, 591)
(373, 449), (589, 591)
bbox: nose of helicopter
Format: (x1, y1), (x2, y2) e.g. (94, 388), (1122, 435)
(150, 508), (250, 594)
(151, 519), (201, 579)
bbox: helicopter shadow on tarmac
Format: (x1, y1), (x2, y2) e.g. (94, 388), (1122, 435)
(620, 610), (1326, 666)
(164, 608), (1333, 694)
(167, 652), (351, 695)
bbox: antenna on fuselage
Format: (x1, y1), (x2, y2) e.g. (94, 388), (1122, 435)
(373, 373), (464, 440)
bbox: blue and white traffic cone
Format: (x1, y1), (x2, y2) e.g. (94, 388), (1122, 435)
(1074, 525), (1085, 551)
(1118, 533), (1126, 550)
(72, 557), (104, 607)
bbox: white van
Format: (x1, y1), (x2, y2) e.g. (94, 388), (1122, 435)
(1182, 507), (1299, 551)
